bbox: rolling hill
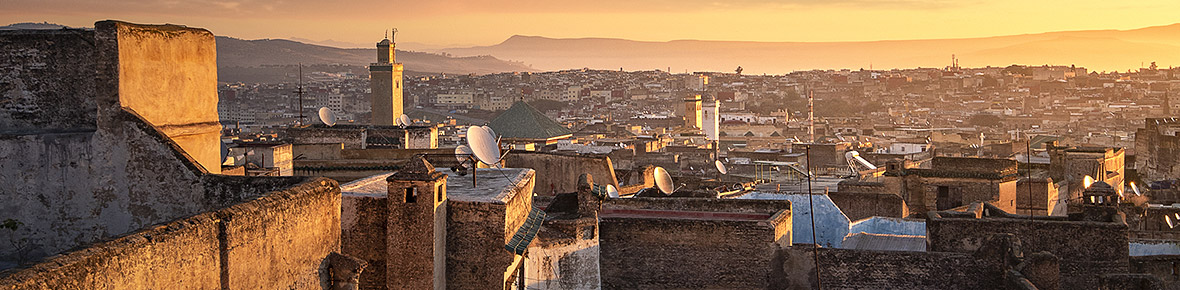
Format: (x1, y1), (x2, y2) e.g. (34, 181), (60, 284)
(440, 23), (1180, 74)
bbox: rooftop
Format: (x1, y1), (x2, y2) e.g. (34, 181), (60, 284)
(439, 168), (533, 203)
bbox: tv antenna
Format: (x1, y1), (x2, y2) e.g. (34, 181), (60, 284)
(318, 107), (337, 127)
(294, 63), (306, 126)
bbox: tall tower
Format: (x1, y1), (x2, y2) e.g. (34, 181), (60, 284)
(386, 157), (447, 289)
(683, 95), (703, 129)
(371, 29), (404, 126)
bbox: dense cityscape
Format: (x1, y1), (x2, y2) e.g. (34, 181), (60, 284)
(6, 3), (1180, 289)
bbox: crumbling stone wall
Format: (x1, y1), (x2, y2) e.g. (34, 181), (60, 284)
(341, 193), (389, 290)
(0, 29), (96, 132)
(1129, 255), (1180, 288)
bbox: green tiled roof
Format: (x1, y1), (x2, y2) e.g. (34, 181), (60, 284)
(505, 207), (546, 255)
(489, 102), (572, 140)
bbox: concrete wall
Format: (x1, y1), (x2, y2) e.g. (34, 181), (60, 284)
(526, 217), (601, 290)
(928, 214), (1129, 289)
(504, 152), (618, 196)
(828, 191), (908, 221)
(0, 177), (341, 290)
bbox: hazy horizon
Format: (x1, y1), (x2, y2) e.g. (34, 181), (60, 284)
(4, 0), (1180, 48)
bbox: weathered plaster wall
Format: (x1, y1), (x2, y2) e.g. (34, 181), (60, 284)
(0, 29), (96, 133)
(504, 152), (617, 196)
(0, 177), (341, 290)
(526, 217), (601, 290)
(341, 193), (389, 290)
(828, 185), (908, 221)
(220, 178), (342, 289)
(927, 215), (1129, 289)
(446, 170), (534, 289)
(102, 21), (221, 174)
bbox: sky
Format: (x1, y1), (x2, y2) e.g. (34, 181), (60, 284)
(3, 0), (1180, 48)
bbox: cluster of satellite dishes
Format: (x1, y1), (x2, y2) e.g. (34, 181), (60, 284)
(1166, 212), (1180, 229)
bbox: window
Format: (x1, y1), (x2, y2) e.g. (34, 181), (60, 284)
(404, 187), (417, 203)
(436, 184), (445, 203)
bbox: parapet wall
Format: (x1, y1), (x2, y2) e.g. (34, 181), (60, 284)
(605, 197), (790, 214)
(504, 152), (618, 196)
(0, 177), (342, 289)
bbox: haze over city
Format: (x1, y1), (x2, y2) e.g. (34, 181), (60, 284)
(4, 1), (1180, 289)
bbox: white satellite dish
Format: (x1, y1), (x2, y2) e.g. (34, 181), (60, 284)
(396, 114), (411, 127)
(482, 126), (497, 139)
(653, 167), (674, 194)
(715, 160), (728, 175)
(467, 125), (502, 168)
(455, 145), (474, 168)
(606, 185), (619, 198)
(1131, 182), (1142, 196)
(1083, 175), (1095, 189)
(318, 107), (336, 126)
(1168, 215), (1176, 229)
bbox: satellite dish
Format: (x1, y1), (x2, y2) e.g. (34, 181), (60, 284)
(653, 167), (674, 194)
(467, 125), (502, 168)
(1168, 215), (1176, 229)
(715, 160), (727, 175)
(1083, 175), (1095, 189)
(455, 145), (474, 168)
(1131, 182), (1142, 196)
(606, 185), (619, 198)
(482, 126), (497, 139)
(318, 107), (337, 126)
(396, 114), (411, 127)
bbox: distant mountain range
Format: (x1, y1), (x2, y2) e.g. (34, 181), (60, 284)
(0, 22), (535, 77)
(215, 37), (534, 74)
(440, 24), (1180, 74)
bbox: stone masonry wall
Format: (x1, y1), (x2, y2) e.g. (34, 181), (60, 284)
(776, 247), (1003, 290)
(599, 216), (783, 289)
(0, 29), (97, 133)
(928, 216), (1129, 289)
(341, 193), (389, 290)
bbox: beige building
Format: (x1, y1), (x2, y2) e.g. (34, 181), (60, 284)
(370, 32), (404, 125)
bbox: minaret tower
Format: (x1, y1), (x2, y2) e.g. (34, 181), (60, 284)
(370, 28), (404, 125)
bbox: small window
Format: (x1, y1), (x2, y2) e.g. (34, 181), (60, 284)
(437, 184), (444, 202)
(404, 187), (417, 203)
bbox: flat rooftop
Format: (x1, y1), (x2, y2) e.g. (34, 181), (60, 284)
(440, 168), (533, 204)
(340, 168), (534, 204)
(600, 208), (774, 222)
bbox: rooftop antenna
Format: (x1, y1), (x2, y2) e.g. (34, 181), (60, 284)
(805, 144), (822, 289)
(295, 63), (306, 126)
(318, 107), (337, 127)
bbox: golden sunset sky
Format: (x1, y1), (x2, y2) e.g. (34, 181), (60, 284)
(3, 0), (1179, 48)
